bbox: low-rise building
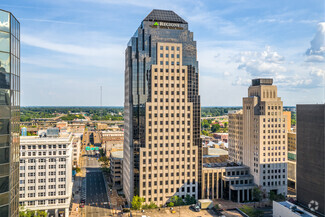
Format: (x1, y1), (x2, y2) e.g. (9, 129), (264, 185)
(96, 123), (108, 130)
(67, 123), (85, 133)
(213, 133), (228, 143)
(273, 201), (316, 217)
(56, 122), (68, 130)
(110, 151), (123, 190)
(19, 134), (73, 217)
(202, 163), (255, 202)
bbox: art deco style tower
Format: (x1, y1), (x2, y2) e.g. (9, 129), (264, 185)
(0, 9), (20, 217)
(123, 9), (201, 206)
(229, 79), (288, 196)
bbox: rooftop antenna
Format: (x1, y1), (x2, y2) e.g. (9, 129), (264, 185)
(100, 86), (102, 107)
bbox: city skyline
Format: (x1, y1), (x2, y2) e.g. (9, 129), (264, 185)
(0, 0), (323, 106)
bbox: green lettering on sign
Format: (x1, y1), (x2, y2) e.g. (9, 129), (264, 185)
(91, 147), (95, 150)
(86, 146), (90, 150)
(154, 22), (158, 26)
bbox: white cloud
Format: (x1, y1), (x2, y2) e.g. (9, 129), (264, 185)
(305, 22), (325, 62)
(235, 46), (285, 77)
(310, 67), (325, 79)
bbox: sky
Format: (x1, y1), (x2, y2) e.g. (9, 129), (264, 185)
(1, 0), (324, 106)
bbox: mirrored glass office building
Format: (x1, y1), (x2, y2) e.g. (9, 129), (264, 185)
(0, 9), (20, 217)
(123, 9), (201, 206)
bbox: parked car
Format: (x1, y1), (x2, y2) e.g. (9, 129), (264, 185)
(80, 199), (85, 208)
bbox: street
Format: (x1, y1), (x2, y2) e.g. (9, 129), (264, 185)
(82, 154), (112, 217)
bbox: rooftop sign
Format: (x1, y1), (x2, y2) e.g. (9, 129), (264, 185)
(150, 21), (183, 30)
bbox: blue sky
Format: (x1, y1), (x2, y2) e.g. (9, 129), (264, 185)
(1, 0), (324, 106)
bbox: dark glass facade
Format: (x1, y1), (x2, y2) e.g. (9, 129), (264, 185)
(123, 10), (201, 205)
(296, 104), (324, 215)
(0, 9), (20, 217)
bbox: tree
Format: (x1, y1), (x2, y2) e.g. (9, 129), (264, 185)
(224, 122), (228, 128)
(185, 194), (196, 205)
(268, 191), (286, 202)
(19, 209), (48, 217)
(252, 186), (263, 208)
(201, 130), (209, 136)
(167, 202), (174, 207)
(170, 196), (184, 206)
(211, 124), (220, 132)
(202, 119), (210, 129)
(131, 195), (145, 210)
(75, 167), (81, 173)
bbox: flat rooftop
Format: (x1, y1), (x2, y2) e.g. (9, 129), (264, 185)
(277, 201), (317, 217)
(111, 151), (123, 159)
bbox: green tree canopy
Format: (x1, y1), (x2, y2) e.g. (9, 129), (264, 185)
(184, 194), (196, 205)
(170, 196), (184, 206)
(211, 123), (220, 132)
(131, 195), (145, 210)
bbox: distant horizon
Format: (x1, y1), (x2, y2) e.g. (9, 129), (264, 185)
(20, 105), (298, 108)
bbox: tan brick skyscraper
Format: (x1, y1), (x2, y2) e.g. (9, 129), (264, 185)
(123, 10), (201, 206)
(229, 79), (288, 196)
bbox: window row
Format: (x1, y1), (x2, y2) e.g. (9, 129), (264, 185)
(21, 144), (67, 149)
(20, 158), (66, 163)
(143, 179), (195, 188)
(154, 68), (185, 73)
(20, 151), (67, 156)
(147, 142), (191, 148)
(19, 199), (66, 206)
(159, 46), (180, 51)
(159, 53), (180, 59)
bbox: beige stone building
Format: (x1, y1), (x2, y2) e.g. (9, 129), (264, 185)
(228, 110), (243, 164)
(283, 111), (291, 131)
(287, 131), (296, 152)
(229, 78), (288, 196)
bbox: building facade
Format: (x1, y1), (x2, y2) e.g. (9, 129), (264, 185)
(229, 79), (288, 196)
(72, 134), (82, 168)
(288, 131), (296, 152)
(19, 134), (73, 217)
(110, 151), (123, 190)
(228, 110), (243, 164)
(296, 104), (324, 215)
(202, 163), (255, 203)
(0, 9), (20, 217)
(123, 9), (201, 206)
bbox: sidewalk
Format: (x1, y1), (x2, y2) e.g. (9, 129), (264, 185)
(70, 152), (86, 217)
(70, 175), (83, 217)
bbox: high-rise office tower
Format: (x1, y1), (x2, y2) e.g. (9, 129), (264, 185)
(296, 104), (324, 215)
(123, 9), (201, 206)
(229, 79), (288, 196)
(0, 9), (20, 217)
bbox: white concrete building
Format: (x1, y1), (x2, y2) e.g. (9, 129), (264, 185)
(19, 134), (73, 217)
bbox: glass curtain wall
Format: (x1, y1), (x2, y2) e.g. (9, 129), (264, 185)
(0, 9), (20, 217)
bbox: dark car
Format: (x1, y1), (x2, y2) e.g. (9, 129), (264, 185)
(190, 204), (200, 212)
(80, 199), (85, 208)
